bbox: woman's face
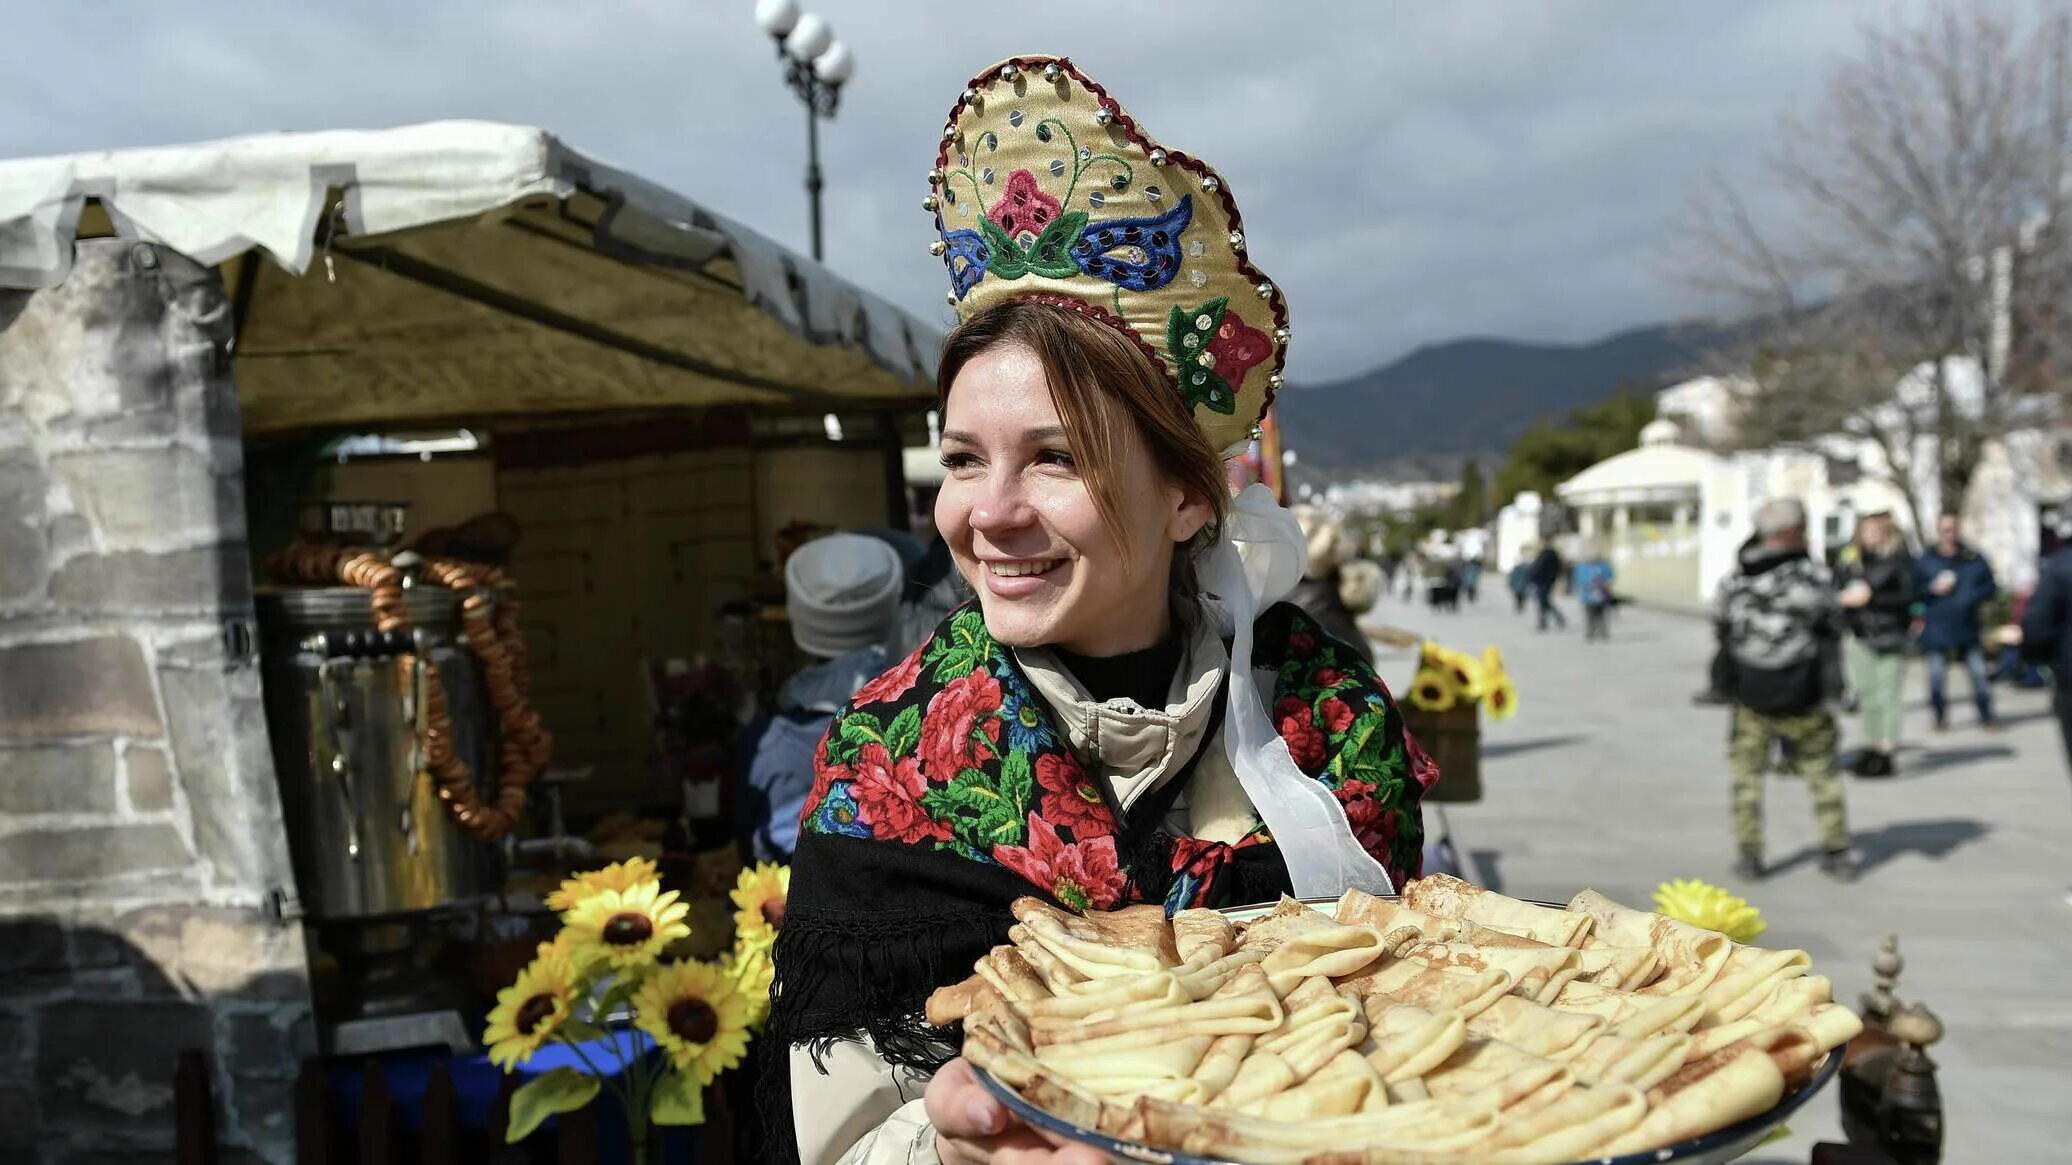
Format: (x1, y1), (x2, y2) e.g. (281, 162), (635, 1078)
(937, 343), (1210, 656)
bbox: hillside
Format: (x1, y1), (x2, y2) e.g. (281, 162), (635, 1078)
(1276, 320), (1736, 472)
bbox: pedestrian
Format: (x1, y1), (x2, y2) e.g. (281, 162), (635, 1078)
(1832, 510), (1916, 776)
(1916, 512), (2000, 731)
(1529, 542), (1568, 631)
(2010, 542), (2072, 905)
(1509, 556), (1532, 614)
(1715, 498), (1858, 882)
(1573, 546), (1616, 642)
(1460, 556), (1483, 604)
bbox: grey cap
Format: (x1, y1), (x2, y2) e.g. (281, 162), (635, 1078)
(785, 533), (905, 658)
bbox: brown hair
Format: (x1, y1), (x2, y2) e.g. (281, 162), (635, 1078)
(937, 300), (1230, 597)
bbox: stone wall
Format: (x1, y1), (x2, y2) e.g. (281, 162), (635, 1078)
(0, 240), (312, 1164)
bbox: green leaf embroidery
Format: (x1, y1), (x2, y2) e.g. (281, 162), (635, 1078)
(884, 705), (922, 758)
(506, 1068), (600, 1143)
(1026, 211), (1088, 278)
(975, 215), (1028, 280)
(1166, 299), (1237, 415)
(920, 765), (1031, 854)
(650, 1069), (707, 1127)
(824, 712), (885, 766)
(925, 609), (995, 681)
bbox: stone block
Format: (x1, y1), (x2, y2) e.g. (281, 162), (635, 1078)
(0, 637), (163, 741)
(123, 746), (173, 813)
(49, 447), (243, 547)
(0, 448), (49, 604)
(0, 744), (117, 815)
(50, 545), (249, 614)
(36, 998), (207, 1128)
(158, 666), (273, 887)
(0, 917), (66, 977)
(0, 824), (192, 887)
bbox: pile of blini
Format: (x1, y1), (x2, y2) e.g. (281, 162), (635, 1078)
(927, 875), (1861, 1164)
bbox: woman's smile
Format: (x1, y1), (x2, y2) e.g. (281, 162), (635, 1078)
(981, 556), (1069, 596)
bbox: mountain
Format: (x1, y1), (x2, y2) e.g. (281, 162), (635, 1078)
(1275, 320), (1737, 473)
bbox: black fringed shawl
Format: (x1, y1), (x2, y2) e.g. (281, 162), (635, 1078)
(763, 601), (1434, 1160)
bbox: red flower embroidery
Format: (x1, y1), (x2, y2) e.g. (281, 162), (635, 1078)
(1403, 726), (1442, 795)
(1320, 697), (1355, 734)
(1277, 707), (1327, 770)
(1272, 695), (1312, 725)
(1311, 666), (1346, 689)
(919, 668), (1004, 780)
(1287, 630), (1316, 653)
(1207, 310), (1272, 388)
(1338, 780), (1389, 854)
(854, 649), (923, 707)
(994, 814), (1126, 911)
(804, 741), (849, 821)
(1035, 753), (1111, 840)
(990, 170), (1061, 241)
(850, 742), (949, 846)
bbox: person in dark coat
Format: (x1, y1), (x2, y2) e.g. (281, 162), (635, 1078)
(1833, 511), (1916, 775)
(2013, 543), (2072, 906)
(1915, 513), (1999, 730)
(1529, 543), (1567, 631)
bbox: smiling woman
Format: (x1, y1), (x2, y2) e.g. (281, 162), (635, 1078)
(767, 54), (1436, 1165)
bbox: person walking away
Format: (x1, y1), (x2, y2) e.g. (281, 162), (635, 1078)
(1573, 548), (1616, 642)
(1916, 513), (1999, 730)
(735, 533), (905, 862)
(1832, 511), (1915, 776)
(1288, 507), (1378, 665)
(1460, 556), (1483, 604)
(1717, 498), (1857, 881)
(1509, 555), (1532, 614)
(2010, 543), (2072, 904)
(1529, 542), (1568, 631)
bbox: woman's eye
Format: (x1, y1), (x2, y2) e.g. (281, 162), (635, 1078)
(940, 452), (982, 474)
(1035, 449), (1076, 470)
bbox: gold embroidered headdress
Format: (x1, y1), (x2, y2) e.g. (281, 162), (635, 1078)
(927, 56), (1288, 454)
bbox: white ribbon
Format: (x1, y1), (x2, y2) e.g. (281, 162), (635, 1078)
(1200, 485), (1397, 898)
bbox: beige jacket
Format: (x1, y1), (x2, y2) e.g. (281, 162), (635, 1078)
(792, 614), (1269, 1165)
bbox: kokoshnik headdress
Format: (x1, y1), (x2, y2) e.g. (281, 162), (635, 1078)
(928, 56), (1289, 455)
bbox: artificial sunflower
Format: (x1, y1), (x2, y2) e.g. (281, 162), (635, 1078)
(546, 855), (660, 913)
(722, 946), (776, 1028)
(1482, 674), (1520, 722)
(483, 941), (579, 1070)
(1440, 649), (1487, 699)
(1407, 669), (1460, 713)
(1653, 877), (1766, 943)
(633, 958), (754, 1086)
(563, 881), (692, 971)
(1419, 641), (1449, 671)
(730, 862), (790, 951)
(1481, 645), (1506, 679)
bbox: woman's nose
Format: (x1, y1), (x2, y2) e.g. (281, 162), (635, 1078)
(968, 472), (1034, 535)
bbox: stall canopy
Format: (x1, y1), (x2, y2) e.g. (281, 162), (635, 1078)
(0, 120), (944, 433)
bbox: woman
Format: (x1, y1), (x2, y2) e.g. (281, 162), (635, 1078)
(768, 57), (1434, 1165)
(1833, 511), (1915, 775)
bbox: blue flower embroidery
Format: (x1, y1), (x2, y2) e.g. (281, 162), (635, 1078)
(1000, 681), (1056, 754)
(941, 229), (990, 300)
(810, 782), (871, 839)
(1071, 195), (1193, 291)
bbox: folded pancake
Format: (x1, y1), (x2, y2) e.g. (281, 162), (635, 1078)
(1030, 966), (1283, 1046)
(925, 971), (1003, 1026)
(1403, 941), (1582, 1005)
(1235, 1053), (1381, 1120)
(1405, 874), (1596, 948)
(1552, 981), (1705, 1038)
(1192, 1032), (1255, 1097)
(1342, 959), (1512, 1019)
(1174, 948), (1267, 999)
(1012, 898), (1178, 978)
(1568, 890), (1732, 995)
(1172, 908), (1238, 966)
(1126, 1094), (1502, 1162)
(1025, 971), (1184, 1019)
(1599, 1041), (1788, 1155)
(1007, 924), (1089, 991)
(1727, 1025), (1822, 1086)
(1472, 1082), (1649, 1164)
(1699, 946), (1812, 1025)
(1313, 1045), (1392, 1111)
(1335, 889), (1468, 952)
(1262, 924), (1391, 993)
(961, 1008), (1041, 1086)
(1793, 1003), (1866, 1054)
(1235, 896), (1338, 957)
(1464, 995), (1606, 1061)
(1036, 1032), (1213, 1087)
(1361, 998), (1469, 1082)
(1565, 1031), (1692, 1090)
(976, 946), (1053, 1005)
(1572, 944), (1662, 991)
(1258, 982), (1361, 1055)
(1423, 1038), (1566, 1100)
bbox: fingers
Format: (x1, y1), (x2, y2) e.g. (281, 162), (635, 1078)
(924, 1058), (1008, 1140)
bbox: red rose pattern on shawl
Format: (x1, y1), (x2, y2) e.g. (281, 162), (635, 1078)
(796, 603), (1429, 908)
(993, 814), (1126, 912)
(850, 742), (950, 845)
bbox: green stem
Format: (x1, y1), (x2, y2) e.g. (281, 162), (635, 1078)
(555, 1033), (635, 1120)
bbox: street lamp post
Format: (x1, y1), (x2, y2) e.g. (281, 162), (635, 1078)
(753, 0), (854, 262)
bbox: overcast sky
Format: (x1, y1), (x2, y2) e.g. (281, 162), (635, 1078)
(0, 0), (1985, 382)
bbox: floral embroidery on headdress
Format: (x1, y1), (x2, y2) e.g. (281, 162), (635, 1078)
(928, 57), (1290, 454)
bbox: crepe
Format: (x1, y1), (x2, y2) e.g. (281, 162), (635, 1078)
(1551, 981), (1706, 1038)
(1600, 1041), (1787, 1155)
(1564, 1031), (1692, 1090)
(1568, 890), (1733, 996)
(1698, 946), (1813, 1026)
(1462, 995), (1605, 1061)
(1405, 874), (1596, 948)
(1335, 889), (1468, 953)
(1013, 898), (1178, 978)
(1361, 998), (1469, 1082)
(1261, 924), (1391, 993)
(1342, 959), (1513, 1019)
(1470, 1083), (1649, 1163)
(1174, 908), (1240, 965)
(1401, 941), (1583, 1005)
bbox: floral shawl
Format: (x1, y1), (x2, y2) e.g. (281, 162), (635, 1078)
(764, 600), (1434, 1157)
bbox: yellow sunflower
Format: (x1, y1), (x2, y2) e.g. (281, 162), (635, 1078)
(563, 881), (692, 971)
(1407, 669), (1460, 713)
(1482, 675), (1520, 722)
(1440, 649), (1487, 698)
(730, 862), (791, 952)
(722, 946), (776, 1028)
(1419, 641), (1449, 671)
(1653, 878), (1766, 943)
(484, 941), (579, 1070)
(1481, 645), (1506, 676)
(633, 958), (753, 1086)
(545, 855), (660, 913)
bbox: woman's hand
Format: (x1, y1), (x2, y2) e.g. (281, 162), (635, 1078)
(925, 1057), (1108, 1165)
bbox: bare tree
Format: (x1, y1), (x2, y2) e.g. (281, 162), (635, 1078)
(1677, 2), (2072, 538)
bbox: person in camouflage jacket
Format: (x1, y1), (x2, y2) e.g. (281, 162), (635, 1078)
(1715, 498), (1857, 882)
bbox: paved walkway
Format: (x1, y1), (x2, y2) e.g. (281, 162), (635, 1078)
(1363, 593), (2071, 1162)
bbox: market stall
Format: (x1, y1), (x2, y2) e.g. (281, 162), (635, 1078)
(0, 121), (942, 1163)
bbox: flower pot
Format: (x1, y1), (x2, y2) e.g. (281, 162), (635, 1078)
(1401, 701), (1481, 803)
